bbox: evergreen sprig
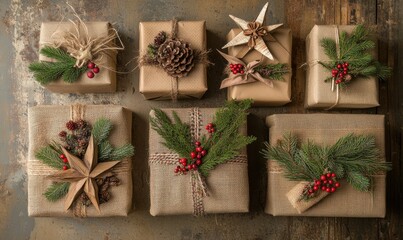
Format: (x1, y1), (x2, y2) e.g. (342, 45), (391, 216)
(262, 133), (391, 192)
(29, 46), (87, 84)
(35, 145), (65, 169)
(44, 182), (70, 202)
(319, 25), (391, 87)
(255, 63), (289, 81)
(150, 100), (256, 177)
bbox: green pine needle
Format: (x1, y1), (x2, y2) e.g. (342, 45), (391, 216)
(109, 144), (135, 160)
(262, 133), (391, 192)
(255, 63), (289, 81)
(35, 145), (65, 169)
(44, 182), (70, 202)
(29, 46), (86, 84)
(92, 118), (113, 144)
(98, 140), (114, 161)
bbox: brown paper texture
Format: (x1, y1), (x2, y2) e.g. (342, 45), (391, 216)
(39, 22), (117, 93)
(139, 21), (208, 100)
(305, 25), (379, 109)
(265, 114), (386, 217)
(226, 28), (292, 106)
(28, 105), (132, 217)
(149, 108), (249, 216)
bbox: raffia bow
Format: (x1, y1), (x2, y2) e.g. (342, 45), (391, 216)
(218, 50), (273, 89)
(243, 22), (268, 47)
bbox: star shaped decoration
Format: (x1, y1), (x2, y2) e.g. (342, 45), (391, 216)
(48, 135), (120, 212)
(222, 2), (283, 60)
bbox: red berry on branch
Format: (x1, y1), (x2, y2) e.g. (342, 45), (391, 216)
(308, 189), (313, 194)
(196, 147), (202, 152)
(321, 186), (326, 191)
(335, 182), (340, 188)
(63, 158), (68, 163)
(87, 62), (95, 69)
(192, 164), (197, 169)
(344, 62), (349, 67)
(196, 159), (202, 165)
(328, 180), (333, 185)
(331, 173), (336, 177)
(195, 141), (201, 146)
(182, 161), (187, 166)
(326, 173), (331, 178)
(240, 70), (245, 74)
(337, 64), (342, 69)
(87, 71), (95, 78)
(331, 187), (336, 193)
(230, 64), (234, 68)
(201, 150), (207, 156)
(181, 168), (186, 172)
(93, 67), (100, 74)
(59, 154), (65, 159)
(232, 70), (237, 74)
(313, 186), (319, 191)
(320, 175), (326, 181)
(174, 168), (179, 173)
(315, 180), (321, 185)
(63, 166), (68, 171)
(326, 188), (331, 192)
(190, 152), (196, 159)
(210, 128), (215, 133)
(187, 165), (192, 170)
(323, 180), (328, 184)
(197, 154), (202, 159)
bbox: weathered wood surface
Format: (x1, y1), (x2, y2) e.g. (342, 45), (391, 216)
(0, 0), (401, 239)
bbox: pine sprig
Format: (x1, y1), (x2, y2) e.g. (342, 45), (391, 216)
(43, 182), (70, 202)
(92, 118), (113, 144)
(255, 63), (289, 81)
(109, 144), (135, 160)
(35, 145), (65, 169)
(262, 133), (391, 192)
(29, 46), (87, 84)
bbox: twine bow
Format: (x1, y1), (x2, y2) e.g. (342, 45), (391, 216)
(217, 50), (273, 89)
(243, 22), (268, 48)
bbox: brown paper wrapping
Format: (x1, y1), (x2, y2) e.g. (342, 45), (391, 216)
(28, 105), (132, 217)
(305, 25), (379, 109)
(265, 114), (386, 217)
(226, 28), (292, 106)
(39, 22), (117, 93)
(149, 108), (249, 216)
(139, 21), (208, 100)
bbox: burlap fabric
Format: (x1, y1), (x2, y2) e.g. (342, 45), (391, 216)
(265, 114), (386, 217)
(305, 25), (379, 109)
(39, 22), (117, 93)
(28, 105), (132, 217)
(149, 108), (249, 216)
(226, 28), (292, 106)
(139, 21), (208, 100)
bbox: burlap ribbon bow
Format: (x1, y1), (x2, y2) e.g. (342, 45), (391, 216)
(243, 22), (268, 48)
(217, 50), (274, 89)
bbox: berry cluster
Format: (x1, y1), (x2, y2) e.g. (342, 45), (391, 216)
(307, 172), (341, 197)
(86, 61), (100, 79)
(174, 141), (207, 174)
(229, 63), (245, 75)
(331, 62), (351, 84)
(59, 154), (69, 170)
(59, 120), (92, 158)
(205, 122), (215, 134)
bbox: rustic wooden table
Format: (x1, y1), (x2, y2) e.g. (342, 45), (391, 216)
(0, 0), (401, 239)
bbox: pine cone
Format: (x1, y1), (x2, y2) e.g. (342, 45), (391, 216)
(157, 39), (195, 78)
(154, 31), (167, 47)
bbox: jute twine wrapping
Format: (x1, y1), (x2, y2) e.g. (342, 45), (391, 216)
(305, 25), (379, 109)
(226, 28), (292, 106)
(149, 108), (249, 216)
(265, 114), (386, 217)
(139, 21), (208, 100)
(27, 105), (133, 217)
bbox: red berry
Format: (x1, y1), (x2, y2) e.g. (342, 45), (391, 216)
(182, 161), (187, 166)
(63, 166), (68, 171)
(337, 64), (342, 69)
(192, 164), (197, 169)
(323, 180), (328, 184)
(197, 154), (202, 159)
(190, 152), (196, 159)
(232, 70), (237, 74)
(335, 182), (340, 188)
(187, 165), (192, 170)
(196, 159), (202, 165)
(179, 158), (186, 163)
(343, 71), (347, 75)
(63, 158), (68, 163)
(181, 168), (186, 172)
(195, 141), (201, 146)
(229, 64), (234, 68)
(201, 150), (207, 156)
(208, 129), (213, 133)
(331, 173), (336, 177)
(321, 186), (326, 191)
(328, 180), (333, 185)
(326, 188), (331, 192)
(207, 123), (213, 129)
(93, 67), (100, 74)
(326, 173), (331, 178)
(87, 62), (95, 69)
(331, 187), (336, 193)
(237, 64), (242, 68)
(320, 175), (326, 181)
(313, 186), (319, 191)
(59, 154), (65, 159)
(196, 147), (202, 152)
(308, 189), (313, 194)
(344, 62), (349, 67)
(87, 71), (95, 78)
(210, 128), (215, 133)
(240, 70), (245, 74)
(174, 168), (179, 173)
(315, 180), (321, 185)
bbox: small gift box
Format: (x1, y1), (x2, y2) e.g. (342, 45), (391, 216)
(28, 105), (134, 217)
(139, 20), (208, 100)
(305, 25), (384, 109)
(222, 3), (292, 106)
(264, 114), (388, 217)
(31, 21), (121, 93)
(148, 102), (254, 216)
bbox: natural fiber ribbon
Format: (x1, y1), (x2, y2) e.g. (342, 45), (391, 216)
(217, 50), (273, 89)
(243, 22), (268, 48)
(149, 108), (248, 216)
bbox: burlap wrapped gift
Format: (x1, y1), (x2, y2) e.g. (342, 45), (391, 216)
(39, 22), (117, 93)
(139, 21), (208, 100)
(225, 28), (292, 106)
(28, 105), (132, 217)
(265, 114), (386, 217)
(149, 108), (249, 216)
(305, 25), (379, 109)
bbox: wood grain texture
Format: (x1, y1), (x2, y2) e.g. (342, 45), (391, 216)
(0, 0), (400, 239)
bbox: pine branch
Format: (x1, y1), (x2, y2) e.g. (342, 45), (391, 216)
(255, 63), (289, 81)
(98, 141), (113, 161)
(109, 144), (135, 160)
(35, 145), (64, 169)
(92, 118), (113, 144)
(29, 46), (86, 84)
(44, 182), (70, 202)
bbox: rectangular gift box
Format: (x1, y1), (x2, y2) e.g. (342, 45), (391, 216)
(226, 27), (292, 106)
(265, 114), (386, 217)
(28, 105), (132, 217)
(149, 108), (249, 215)
(39, 22), (117, 93)
(139, 21), (208, 100)
(305, 25), (379, 109)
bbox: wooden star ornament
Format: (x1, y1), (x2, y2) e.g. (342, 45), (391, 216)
(48, 135), (120, 212)
(222, 2), (283, 60)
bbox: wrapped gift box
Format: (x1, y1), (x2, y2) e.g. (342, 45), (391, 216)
(39, 22), (118, 93)
(139, 21), (208, 100)
(149, 108), (249, 215)
(28, 105), (133, 217)
(265, 114), (386, 217)
(305, 25), (379, 109)
(225, 27), (292, 106)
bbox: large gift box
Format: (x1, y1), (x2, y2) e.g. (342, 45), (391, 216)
(148, 108), (249, 216)
(226, 28), (292, 106)
(305, 25), (379, 109)
(265, 114), (386, 217)
(28, 105), (133, 217)
(38, 22), (118, 93)
(139, 21), (208, 100)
